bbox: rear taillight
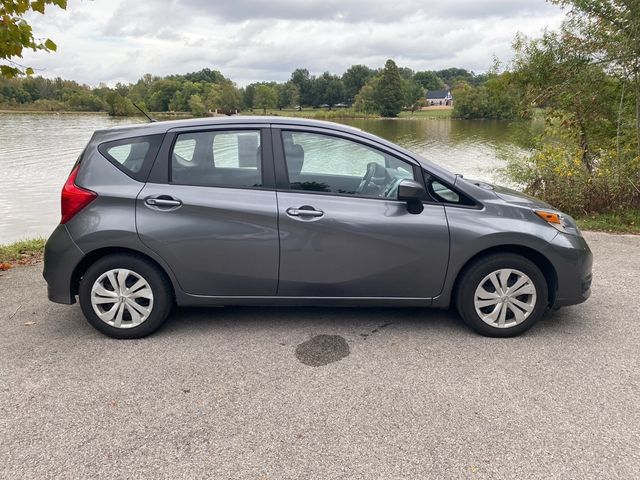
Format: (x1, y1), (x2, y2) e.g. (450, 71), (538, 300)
(60, 165), (97, 224)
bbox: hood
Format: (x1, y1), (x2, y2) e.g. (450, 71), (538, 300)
(465, 179), (555, 210)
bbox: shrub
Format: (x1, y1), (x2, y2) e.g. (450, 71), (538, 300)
(504, 114), (640, 215)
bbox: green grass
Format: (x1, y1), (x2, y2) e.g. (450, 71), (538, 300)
(576, 210), (640, 234)
(0, 238), (46, 265)
(398, 109), (453, 118)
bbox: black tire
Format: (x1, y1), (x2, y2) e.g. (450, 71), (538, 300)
(79, 254), (173, 339)
(455, 254), (548, 337)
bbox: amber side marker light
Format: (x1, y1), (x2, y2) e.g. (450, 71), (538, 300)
(534, 210), (561, 224)
(534, 210), (567, 233)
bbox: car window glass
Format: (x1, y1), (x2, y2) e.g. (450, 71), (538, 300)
(213, 132), (260, 168)
(431, 180), (460, 203)
(173, 138), (196, 163)
(171, 130), (262, 188)
(282, 131), (415, 198)
(105, 140), (150, 173)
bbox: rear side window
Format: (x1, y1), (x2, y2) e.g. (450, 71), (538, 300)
(171, 130), (262, 188)
(98, 135), (163, 181)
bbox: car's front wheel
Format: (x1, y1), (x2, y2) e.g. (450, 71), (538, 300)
(79, 254), (173, 339)
(455, 254), (548, 337)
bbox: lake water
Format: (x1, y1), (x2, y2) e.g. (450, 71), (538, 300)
(0, 113), (524, 244)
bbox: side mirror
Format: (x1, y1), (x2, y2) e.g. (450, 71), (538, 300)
(397, 179), (426, 214)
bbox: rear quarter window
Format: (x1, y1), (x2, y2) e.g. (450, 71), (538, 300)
(98, 134), (163, 181)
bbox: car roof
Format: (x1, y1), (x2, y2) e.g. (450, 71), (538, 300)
(95, 115), (366, 136)
(94, 115), (456, 183)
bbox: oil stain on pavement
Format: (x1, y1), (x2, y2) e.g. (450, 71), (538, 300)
(295, 334), (350, 367)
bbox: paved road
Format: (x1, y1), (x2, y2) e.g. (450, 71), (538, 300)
(1, 232), (639, 479)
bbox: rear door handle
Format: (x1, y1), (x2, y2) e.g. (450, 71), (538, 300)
(286, 207), (324, 218)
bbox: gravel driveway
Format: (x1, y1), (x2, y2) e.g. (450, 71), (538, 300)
(1, 231), (638, 479)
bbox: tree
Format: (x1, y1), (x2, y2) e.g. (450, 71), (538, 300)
(188, 94), (206, 116)
(550, 0), (640, 153)
(147, 79), (180, 111)
(314, 72), (345, 109)
(413, 71), (445, 91)
(242, 83), (257, 110)
(1, 0), (68, 78)
(512, 30), (618, 170)
(254, 84), (276, 113)
(105, 91), (132, 116)
(342, 64), (375, 103)
(374, 59), (404, 117)
(276, 81), (300, 110)
(182, 68), (226, 84)
(217, 83), (241, 112)
(290, 68), (313, 107)
(403, 79), (424, 112)
(353, 81), (378, 113)
(452, 74), (520, 120)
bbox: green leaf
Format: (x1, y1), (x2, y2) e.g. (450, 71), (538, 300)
(0, 65), (20, 78)
(25, 67), (34, 75)
(44, 38), (56, 51)
(31, 1), (45, 14)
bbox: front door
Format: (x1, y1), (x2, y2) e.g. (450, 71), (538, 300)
(273, 129), (450, 298)
(136, 128), (279, 296)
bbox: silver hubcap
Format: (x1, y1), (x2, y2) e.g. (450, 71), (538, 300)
(474, 268), (537, 329)
(90, 269), (154, 329)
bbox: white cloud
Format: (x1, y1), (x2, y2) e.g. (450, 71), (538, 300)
(18, 0), (566, 86)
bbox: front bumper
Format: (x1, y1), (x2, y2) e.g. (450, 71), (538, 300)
(42, 224), (84, 304)
(543, 232), (593, 307)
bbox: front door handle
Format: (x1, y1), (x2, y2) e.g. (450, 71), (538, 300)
(286, 206), (324, 218)
(145, 196), (182, 208)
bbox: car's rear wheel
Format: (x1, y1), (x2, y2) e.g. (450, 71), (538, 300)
(455, 254), (548, 337)
(79, 254), (172, 339)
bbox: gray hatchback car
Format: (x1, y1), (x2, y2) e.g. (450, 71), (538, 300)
(43, 117), (592, 339)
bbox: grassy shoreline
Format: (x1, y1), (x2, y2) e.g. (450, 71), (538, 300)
(0, 238), (46, 269)
(0, 212), (637, 269)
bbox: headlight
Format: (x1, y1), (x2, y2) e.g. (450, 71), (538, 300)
(534, 210), (581, 236)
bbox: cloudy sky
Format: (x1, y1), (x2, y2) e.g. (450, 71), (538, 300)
(21, 0), (566, 86)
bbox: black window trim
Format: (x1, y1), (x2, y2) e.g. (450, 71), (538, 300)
(97, 134), (163, 183)
(421, 170), (483, 209)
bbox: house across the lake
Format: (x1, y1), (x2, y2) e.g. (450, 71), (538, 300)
(426, 89), (453, 106)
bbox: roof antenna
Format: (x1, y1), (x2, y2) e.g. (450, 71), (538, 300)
(132, 102), (156, 122)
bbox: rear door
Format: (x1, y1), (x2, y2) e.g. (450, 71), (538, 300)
(136, 126), (279, 296)
(272, 127), (450, 299)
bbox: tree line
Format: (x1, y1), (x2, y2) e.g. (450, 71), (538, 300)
(0, 63), (486, 117)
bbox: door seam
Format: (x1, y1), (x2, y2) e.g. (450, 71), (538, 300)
(271, 127), (282, 296)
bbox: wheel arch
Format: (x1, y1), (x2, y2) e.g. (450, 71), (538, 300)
(71, 246), (176, 301)
(450, 244), (558, 309)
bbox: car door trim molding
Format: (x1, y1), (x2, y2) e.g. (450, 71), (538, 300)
(175, 294), (434, 307)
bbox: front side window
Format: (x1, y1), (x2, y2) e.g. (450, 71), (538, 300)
(171, 130), (262, 188)
(282, 131), (416, 198)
